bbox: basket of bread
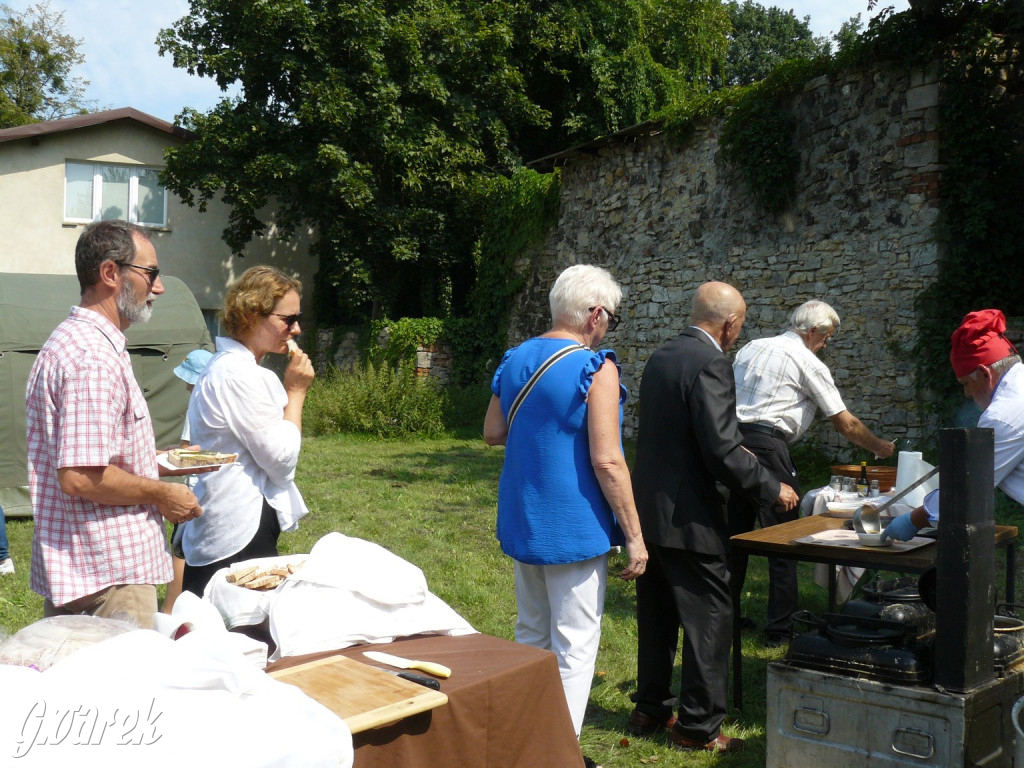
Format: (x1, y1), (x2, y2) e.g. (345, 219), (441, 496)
(226, 562), (303, 591)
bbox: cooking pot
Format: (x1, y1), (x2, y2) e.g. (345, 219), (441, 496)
(996, 604), (1024, 633)
(843, 576), (935, 636)
(787, 610), (930, 684)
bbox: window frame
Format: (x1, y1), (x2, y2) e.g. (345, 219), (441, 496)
(64, 160), (169, 228)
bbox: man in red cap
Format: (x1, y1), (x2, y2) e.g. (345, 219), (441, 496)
(884, 309), (1023, 541)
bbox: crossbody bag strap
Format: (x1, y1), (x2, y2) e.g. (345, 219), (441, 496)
(506, 343), (587, 430)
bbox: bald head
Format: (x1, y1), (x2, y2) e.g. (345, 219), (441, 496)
(689, 281), (747, 351)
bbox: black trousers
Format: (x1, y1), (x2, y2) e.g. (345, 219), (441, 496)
(635, 544), (732, 742)
(182, 498), (281, 597)
(728, 431), (801, 636)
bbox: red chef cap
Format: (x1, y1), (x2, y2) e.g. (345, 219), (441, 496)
(950, 309), (1017, 378)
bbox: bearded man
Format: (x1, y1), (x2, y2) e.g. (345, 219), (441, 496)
(25, 220), (202, 628)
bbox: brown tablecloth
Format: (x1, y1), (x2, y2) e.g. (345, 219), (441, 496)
(267, 633), (584, 768)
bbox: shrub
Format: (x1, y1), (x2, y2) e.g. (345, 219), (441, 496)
(304, 362), (449, 438)
(443, 382), (494, 434)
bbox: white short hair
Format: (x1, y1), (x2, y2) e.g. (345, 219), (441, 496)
(549, 264), (622, 328)
(787, 300), (841, 334)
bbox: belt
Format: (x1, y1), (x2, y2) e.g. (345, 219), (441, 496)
(738, 422), (788, 441)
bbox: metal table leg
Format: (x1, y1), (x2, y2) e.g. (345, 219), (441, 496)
(731, 555), (744, 711)
(1006, 542), (1016, 604)
(828, 563), (837, 613)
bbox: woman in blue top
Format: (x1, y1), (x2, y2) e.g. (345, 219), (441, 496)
(484, 264), (648, 745)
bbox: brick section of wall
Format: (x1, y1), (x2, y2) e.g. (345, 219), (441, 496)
(315, 327), (453, 384)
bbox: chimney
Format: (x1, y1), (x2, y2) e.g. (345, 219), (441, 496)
(933, 428), (995, 691)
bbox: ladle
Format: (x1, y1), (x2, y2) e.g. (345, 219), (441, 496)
(852, 503), (881, 534)
(852, 466), (940, 534)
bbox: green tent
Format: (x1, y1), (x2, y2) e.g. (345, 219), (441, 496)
(0, 273), (212, 517)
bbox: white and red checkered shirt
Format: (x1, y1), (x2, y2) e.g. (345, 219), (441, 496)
(26, 306), (172, 606)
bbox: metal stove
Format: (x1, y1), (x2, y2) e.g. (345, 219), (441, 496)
(766, 430), (1024, 767)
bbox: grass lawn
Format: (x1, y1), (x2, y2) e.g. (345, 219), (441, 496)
(1, 433), (1021, 768)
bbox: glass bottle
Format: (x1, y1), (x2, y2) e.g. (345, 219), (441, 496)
(857, 461), (869, 496)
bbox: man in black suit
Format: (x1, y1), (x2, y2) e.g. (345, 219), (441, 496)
(628, 282), (799, 753)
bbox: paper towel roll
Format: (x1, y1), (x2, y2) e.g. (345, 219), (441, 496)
(895, 451), (939, 508)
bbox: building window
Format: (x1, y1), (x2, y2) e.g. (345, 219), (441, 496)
(64, 161), (168, 227)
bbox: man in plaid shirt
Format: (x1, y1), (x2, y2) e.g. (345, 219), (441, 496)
(727, 300), (894, 645)
(26, 220), (203, 629)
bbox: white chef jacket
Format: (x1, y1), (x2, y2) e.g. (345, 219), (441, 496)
(182, 336), (308, 566)
(733, 331), (847, 443)
(922, 361), (1024, 522)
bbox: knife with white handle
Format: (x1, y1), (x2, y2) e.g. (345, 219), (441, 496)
(363, 650), (451, 678)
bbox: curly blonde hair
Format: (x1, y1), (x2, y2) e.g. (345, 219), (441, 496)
(221, 266), (303, 338)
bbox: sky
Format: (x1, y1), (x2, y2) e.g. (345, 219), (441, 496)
(7, 0), (912, 126)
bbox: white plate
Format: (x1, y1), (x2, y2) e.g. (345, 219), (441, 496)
(856, 532), (892, 547)
(825, 501), (861, 518)
(156, 453), (236, 472)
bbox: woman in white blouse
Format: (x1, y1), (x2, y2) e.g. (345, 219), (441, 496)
(181, 266), (315, 596)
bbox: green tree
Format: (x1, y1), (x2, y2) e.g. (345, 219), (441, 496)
(831, 14), (865, 54)
(510, 0), (730, 160)
(0, 1), (89, 127)
(157, 0), (731, 321)
(716, 1), (828, 87)
(159, 0), (548, 321)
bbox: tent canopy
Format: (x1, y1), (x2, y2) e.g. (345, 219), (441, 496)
(0, 273), (212, 516)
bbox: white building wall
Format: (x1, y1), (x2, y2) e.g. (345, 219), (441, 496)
(0, 120), (317, 316)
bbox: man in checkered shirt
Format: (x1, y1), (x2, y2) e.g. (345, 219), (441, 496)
(26, 220), (203, 629)
(727, 300), (895, 645)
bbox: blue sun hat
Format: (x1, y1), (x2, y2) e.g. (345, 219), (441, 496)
(173, 349), (214, 385)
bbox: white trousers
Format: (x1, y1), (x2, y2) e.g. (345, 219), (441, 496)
(513, 555), (608, 737)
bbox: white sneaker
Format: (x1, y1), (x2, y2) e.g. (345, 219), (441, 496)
(0, 558), (14, 575)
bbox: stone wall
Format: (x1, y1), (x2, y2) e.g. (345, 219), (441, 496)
(509, 61), (945, 459)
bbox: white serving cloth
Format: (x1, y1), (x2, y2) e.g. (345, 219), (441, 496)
(804, 486), (865, 603)
(267, 532), (477, 661)
(203, 553), (310, 629)
(201, 533), (477, 662)
(0, 629), (352, 768)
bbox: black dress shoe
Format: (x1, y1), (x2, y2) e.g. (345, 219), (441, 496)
(627, 708), (678, 736)
(764, 633), (789, 648)
(669, 730), (745, 753)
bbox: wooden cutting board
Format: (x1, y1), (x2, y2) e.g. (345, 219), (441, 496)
(268, 655), (448, 732)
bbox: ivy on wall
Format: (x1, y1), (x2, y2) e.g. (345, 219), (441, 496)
(915, 16), (1024, 424)
(336, 169), (561, 386)
(658, 58), (828, 213)
(446, 167), (561, 387)
(341, 2), (1023, 415)
(369, 316), (446, 368)
(661, 2), (1023, 432)
(838, 2), (1024, 424)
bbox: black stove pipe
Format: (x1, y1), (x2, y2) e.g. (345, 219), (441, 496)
(934, 428), (996, 692)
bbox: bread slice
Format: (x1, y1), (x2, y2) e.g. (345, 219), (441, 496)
(245, 574), (286, 590)
(166, 448), (238, 468)
(226, 565), (260, 584)
(286, 339), (300, 358)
